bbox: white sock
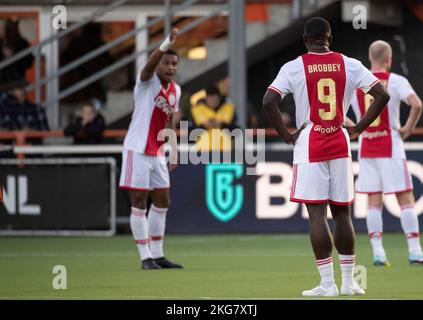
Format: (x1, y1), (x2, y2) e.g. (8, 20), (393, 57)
(316, 257), (335, 289)
(400, 205), (422, 256)
(367, 207), (386, 259)
(130, 207), (152, 261)
(148, 205), (168, 259)
(339, 254), (355, 288)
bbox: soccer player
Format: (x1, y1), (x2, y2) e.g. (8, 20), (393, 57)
(350, 40), (423, 266)
(263, 18), (390, 296)
(119, 28), (183, 270)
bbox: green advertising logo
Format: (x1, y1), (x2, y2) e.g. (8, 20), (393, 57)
(206, 164), (243, 222)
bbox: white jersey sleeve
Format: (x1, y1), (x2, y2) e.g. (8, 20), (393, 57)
(268, 63), (293, 97)
(135, 70), (160, 87)
(392, 74), (416, 103)
(344, 56), (379, 93)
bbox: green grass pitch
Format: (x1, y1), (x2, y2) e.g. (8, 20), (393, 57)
(0, 234), (422, 299)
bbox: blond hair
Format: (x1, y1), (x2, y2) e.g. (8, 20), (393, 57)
(369, 40), (392, 64)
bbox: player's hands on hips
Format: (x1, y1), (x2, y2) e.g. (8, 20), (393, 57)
(399, 126), (412, 141)
(346, 126), (360, 140)
(288, 124), (306, 145)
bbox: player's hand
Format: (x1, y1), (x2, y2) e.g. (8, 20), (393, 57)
(347, 126), (360, 140)
(168, 151), (178, 172)
(288, 124), (306, 145)
(399, 127), (412, 141)
(169, 28), (179, 42)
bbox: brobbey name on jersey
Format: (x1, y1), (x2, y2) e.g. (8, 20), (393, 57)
(307, 63), (341, 73)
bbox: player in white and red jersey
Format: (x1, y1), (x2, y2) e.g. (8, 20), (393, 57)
(350, 40), (423, 266)
(263, 18), (389, 297)
(119, 28), (183, 270)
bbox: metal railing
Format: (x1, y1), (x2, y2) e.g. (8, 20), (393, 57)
(0, 0), (131, 106)
(43, 2), (227, 108)
(0, 0), (228, 128)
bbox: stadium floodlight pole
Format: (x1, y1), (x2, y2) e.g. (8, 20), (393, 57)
(164, 0), (172, 36)
(292, 0), (303, 19)
(229, 0), (247, 129)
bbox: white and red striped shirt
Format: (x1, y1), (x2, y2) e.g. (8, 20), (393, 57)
(124, 73), (181, 155)
(351, 72), (415, 159)
(268, 51), (379, 164)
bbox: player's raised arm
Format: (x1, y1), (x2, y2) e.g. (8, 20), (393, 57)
(400, 93), (423, 140)
(347, 82), (390, 139)
(263, 90), (305, 145)
(140, 28), (179, 82)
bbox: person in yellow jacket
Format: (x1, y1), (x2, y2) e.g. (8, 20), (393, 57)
(191, 86), (237, 151)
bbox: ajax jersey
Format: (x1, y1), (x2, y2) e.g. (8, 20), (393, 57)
(268, 51), (379, 164)
(351, 72), (415, 159)
(124, 73), (181, 156)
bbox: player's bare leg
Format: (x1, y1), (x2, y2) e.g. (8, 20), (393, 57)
(302, 203), (339, 297)
(149, 190), (183, 268)
(331, 204), (355, 255)
(331, 204), (365, 295)
(366, 193), (389, 266)
(396, 191), (423, 264)
(307, 204), (333, 259)
(130, 190), (161, 270)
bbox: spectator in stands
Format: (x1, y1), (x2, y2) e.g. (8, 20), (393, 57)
(0, 19), (34, 91)
(64, 102), (105, 144)
(0, 86), (49, 131)
(191, 86), (237, 151)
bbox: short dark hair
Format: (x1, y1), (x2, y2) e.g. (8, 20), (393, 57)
(165, 48), (179, 58)
(81, 101), (95, 110)
(206, 86), (220, 96)
(304, 17), (331, 38)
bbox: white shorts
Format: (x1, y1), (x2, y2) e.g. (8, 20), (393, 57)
(356, 158), (413, 194)
(119, 149), (170, 191)
(290, 157), (354, 205)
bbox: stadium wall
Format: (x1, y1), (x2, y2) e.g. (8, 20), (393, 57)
(164, 149), (423, 234)
(2, 147), (423, 234)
